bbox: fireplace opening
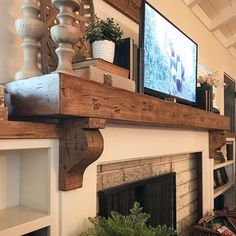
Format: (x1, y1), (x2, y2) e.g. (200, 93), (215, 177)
(98, 173), (176, 229)
(97, 152), (202, 234)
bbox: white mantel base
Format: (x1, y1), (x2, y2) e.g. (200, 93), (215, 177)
(59, 124), (213, 236)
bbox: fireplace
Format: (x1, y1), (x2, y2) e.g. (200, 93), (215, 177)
(98, 173), (176, 229)
(97, 152), (202, 234)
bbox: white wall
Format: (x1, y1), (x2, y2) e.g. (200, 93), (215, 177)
(60, 124), (212, 235)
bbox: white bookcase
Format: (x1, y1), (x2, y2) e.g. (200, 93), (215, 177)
(0, 139), (59, 236)
(213, 137), (236, 209)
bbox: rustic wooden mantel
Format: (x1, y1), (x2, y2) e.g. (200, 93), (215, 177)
(6, 73), (229, 130)
(5, 73), (230, 190)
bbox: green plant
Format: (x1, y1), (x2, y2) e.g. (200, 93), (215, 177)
(79, 202), (176, 236)
(85, 15), (123, 44)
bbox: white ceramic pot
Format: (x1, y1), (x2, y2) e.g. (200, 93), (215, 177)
(92, 40), (115, 63)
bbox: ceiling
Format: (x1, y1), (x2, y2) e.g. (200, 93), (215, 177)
(182, 0), (236, 59)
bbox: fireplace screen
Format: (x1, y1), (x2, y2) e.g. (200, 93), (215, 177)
(98, 173), (176, 229)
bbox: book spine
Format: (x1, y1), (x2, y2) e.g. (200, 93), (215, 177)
(82, 66), (136, 92)
(220, 167), (229, 184)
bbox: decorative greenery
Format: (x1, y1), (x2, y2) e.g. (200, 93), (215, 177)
(85, 15), (123, 44)
(79, 202), (176, 236)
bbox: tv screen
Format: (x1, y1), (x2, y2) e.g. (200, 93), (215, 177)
(139, 2), (198, 103)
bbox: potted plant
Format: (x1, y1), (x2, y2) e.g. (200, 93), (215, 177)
(85, 15), (123, 63)
(80, 202), (176, 236)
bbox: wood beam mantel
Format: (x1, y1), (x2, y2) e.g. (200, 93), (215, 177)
(5, 73), (230, 130)
(59, 118), (105, 191)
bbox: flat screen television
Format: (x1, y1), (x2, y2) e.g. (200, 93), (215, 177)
(139, 1), (198, 104)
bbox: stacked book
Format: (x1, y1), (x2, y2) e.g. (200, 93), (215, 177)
(73, 37), (138, 92)
(214, 167), (229, 189)
(214, 151), (226, 165)
(73, 58), (135, 92)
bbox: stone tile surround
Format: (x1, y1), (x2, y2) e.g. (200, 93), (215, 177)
(97, 153), (201, 235)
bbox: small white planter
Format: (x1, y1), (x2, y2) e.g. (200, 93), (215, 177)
(92, 40), (115, 63)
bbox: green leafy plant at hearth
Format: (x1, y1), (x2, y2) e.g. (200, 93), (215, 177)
(85, 15), (123, 44)
(79, 202), (176, 236)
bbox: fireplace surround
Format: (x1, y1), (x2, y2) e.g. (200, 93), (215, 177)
(97, 152), (201, 234)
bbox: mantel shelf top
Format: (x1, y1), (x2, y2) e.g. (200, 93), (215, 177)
(5, 72), (230, 131)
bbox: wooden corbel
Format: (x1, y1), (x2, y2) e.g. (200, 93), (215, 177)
(59, 118), (106, 191)
(209, 130), (227, 159)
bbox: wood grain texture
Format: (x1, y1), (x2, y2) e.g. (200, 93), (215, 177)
(103, 0), (142, 23)
(60, 118), (105, 191)
(60, 74), (230, 131)
(0, 120), (59, 139)
(5, 73), (230, 131)
(73, 59), (130, 79)
(209, 130), (227, 159)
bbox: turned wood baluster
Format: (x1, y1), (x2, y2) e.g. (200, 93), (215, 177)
(50, 0), (81, 74)
(15, 0), (45, 80)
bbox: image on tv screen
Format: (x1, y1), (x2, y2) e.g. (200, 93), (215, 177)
(143, 3), (197, 102)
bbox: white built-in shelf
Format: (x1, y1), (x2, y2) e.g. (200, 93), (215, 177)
(0, 139), (58, 236)
(213, 137), (236, 211)
(0, 206), (50, 236)
(214, 160), (234, 170)
(214, 182), (235, 198)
